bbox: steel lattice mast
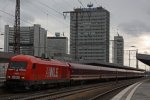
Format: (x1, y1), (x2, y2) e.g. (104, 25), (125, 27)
(14, 0), (20, 54)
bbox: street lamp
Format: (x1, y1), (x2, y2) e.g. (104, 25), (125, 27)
(144, 51), (148, 74)
(130, 46), (138, 69)
(127, 49), (135, 67)
(125, 46), (138, 68)
(136, 49), (138, 69)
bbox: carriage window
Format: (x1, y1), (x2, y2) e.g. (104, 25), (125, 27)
(9, 61), (27, 69)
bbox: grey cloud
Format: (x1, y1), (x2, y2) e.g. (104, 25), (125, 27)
(147, 9), (150, 16)
(119, 21), (150, 36)
(1, 0), (150, 35)
(20, 11), (35, 26)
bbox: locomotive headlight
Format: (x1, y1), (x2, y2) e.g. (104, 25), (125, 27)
(7, 76), (11, 78)
(21, 77), (25, 79)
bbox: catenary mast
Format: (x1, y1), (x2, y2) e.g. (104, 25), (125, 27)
(13, 0), (20, 54)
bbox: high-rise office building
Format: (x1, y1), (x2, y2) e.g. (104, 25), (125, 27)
(70, 6), (110, 62)
(112, 35), (124, 65)
(4, 24), (47, 57)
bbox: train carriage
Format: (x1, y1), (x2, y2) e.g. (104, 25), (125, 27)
(69, 63), (100, 81)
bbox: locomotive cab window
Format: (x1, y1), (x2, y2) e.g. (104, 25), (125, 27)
(9, 61), (27, 69)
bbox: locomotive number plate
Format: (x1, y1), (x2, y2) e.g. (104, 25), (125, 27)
(12, 76), (20, 79)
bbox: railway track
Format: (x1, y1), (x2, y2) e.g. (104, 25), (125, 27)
(0, 80), (118, 100)
(88, 83), (129, 100)
(9, 78), (144, 100)
(88, 79), (149, 100)
(0, 89), (58, 100)
(56, 79), (140, 100)
(13, 81), (115, 100)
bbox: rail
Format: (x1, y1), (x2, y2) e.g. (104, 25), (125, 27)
(18, 78), (144, 100)
(88, 83), (130, 100)
(0, 78), (145, 100)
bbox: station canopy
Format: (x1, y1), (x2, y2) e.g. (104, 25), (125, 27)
(137, 53), (150, 66)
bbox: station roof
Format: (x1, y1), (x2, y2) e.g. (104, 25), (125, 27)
(137, 53), (150, 66)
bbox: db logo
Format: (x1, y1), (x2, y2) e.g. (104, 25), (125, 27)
(46, 67), (58, 78)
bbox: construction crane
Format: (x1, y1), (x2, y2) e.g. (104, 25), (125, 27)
(13, 0), (20, 54)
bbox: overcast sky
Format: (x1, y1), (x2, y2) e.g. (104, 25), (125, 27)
(0, 0), (150, 69)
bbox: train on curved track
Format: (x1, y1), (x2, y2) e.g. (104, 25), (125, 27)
(5, 55), (144, 90)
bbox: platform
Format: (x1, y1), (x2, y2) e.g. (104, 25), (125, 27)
(111, 79), (150, 100)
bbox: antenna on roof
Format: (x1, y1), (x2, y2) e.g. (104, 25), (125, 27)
(117, 32), (119, 36)
(87, 2), (93, 8)
(116, 27), (119, 36)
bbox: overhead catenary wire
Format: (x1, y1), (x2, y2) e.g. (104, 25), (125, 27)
(0, 9), (33, 25)
(2, 0), (70, 27)
(64, 0), (74, 8)
(1, 0), (71, 35)
(78, 0), (85, 8)
(53, 0), (66, 11)
(0, 15), (14, 25)
(1, 0), (10, 11)
(0, 0), (17, 26)
(1, 0), (66, 27)
(94, 0), (100, 7)
(25, 0), (69, 26)
(23, 0), (70, 35)
(31, 0), (69, 23)
(36, 0), (63, 16)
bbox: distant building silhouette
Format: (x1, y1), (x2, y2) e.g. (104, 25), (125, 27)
(4, 24), (47, 57)
(112, 35), (124, 65)
(47, 33), (69, 60)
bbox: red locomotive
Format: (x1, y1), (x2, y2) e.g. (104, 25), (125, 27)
(5, 55), (144, 90)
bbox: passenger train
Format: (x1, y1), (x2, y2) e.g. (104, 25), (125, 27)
(5, 55), (144, 90)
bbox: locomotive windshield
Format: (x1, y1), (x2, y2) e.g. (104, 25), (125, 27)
(9, 61), (27, 69)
